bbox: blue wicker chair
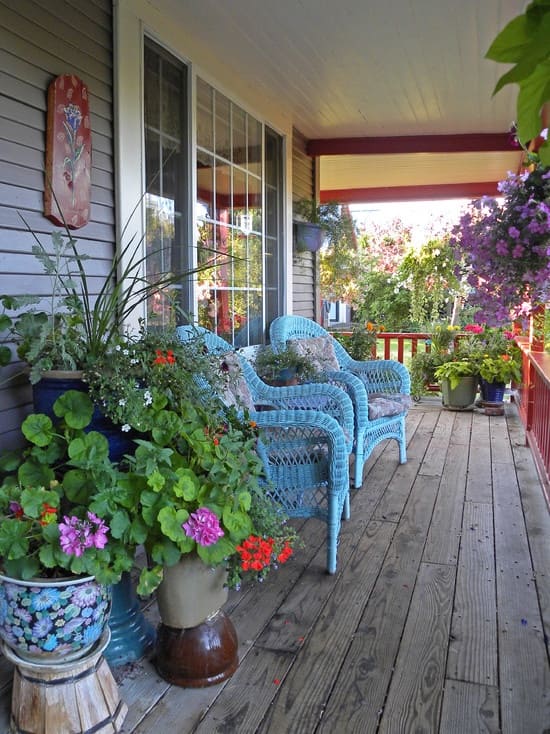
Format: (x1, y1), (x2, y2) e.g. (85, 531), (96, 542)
(176, 325), (354, 574)
(269, 315), (411, 488)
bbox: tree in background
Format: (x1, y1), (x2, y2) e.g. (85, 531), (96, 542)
(319, 204), (359, 304)
(353, 218), (412, 329)
(399, 235), (464, 327)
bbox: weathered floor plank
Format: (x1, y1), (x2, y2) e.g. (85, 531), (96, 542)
(1, 398), (548, 734)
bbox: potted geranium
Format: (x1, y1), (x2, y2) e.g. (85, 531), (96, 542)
(0, 390), (136, 663)
(84, 327), (298, 686)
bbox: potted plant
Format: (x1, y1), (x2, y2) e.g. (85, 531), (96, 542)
(433, 359), (479, 410)
(0, 216), (219, 389)
(450, 164), (550, 324)
(0, 390), (137, 663)
(84, 329), (298, 686)
(253, 343), (318, 385)
(293, 199), (356, 254)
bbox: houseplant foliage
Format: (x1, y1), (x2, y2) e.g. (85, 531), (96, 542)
(0, 217), (221, 384)
(84, 329), (297, 596)
(253, 343), (318, 385)
(0, 390), (136, 584)
(486, 0), (550, 165)
(330, 321), (384, 361)
(450, 164), (550, 324)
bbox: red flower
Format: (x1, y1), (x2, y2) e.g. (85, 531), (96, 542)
(39, 503), (58, 526)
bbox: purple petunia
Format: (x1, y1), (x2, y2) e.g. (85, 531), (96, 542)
(182, 507), (224, 546)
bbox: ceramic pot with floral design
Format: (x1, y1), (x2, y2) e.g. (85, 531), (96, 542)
(0, 573), (111, 663)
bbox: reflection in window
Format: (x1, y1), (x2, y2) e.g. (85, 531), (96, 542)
(144, 38), (188, 327)
(196, 79), (280, 347)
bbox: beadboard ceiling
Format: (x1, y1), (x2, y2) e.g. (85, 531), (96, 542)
(154, 0), (527, 202)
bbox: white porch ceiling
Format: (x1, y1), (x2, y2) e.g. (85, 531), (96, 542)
(154, 0), (527, 201)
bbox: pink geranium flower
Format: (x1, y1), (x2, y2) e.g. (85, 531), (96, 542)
(182, 507), (224, 546)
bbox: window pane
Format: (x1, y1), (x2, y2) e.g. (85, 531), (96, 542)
(161, 62), (184, 139)
(248, 116), (262, 175)
(247, 234), (262, 287)
(197, 78), (213, 149)
(144, 38), (189, 326)
(232, 168), (246, 228)
(144, 48), (160, 131)
(232, 106), (246, 165)
(145, 129), (160, 195)
(197, 150), (214, 219)
(248, 175), (262, 233)
(215, 159), (231, 222)
(215, 92), (231, 159)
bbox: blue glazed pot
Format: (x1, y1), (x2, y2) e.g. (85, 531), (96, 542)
(480, 379), (506, 403)
(0, 573), (111, 663)
(32, 371), (136, 463)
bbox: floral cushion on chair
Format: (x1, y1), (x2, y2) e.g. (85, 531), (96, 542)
(287, 336), (340, 374)
(367, 393), (413, 420)
(218, 352), (255, 412)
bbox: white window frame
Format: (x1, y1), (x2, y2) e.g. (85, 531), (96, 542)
(113, 0), (293, 333)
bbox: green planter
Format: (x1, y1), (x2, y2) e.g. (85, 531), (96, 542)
(440, 376), (478, 411)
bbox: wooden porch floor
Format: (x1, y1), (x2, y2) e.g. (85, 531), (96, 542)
(1, 398), (549, 733)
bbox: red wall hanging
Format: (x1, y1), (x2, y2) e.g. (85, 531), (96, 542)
(44, 74), (92, 229)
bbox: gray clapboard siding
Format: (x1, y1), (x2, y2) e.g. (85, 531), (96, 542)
(0, 0), (114, 451)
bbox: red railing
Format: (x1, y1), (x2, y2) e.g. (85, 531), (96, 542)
(333, 327), (550, 507)
(515, 338), (550, 506)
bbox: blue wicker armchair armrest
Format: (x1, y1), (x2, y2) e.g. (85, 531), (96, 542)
(252, 408), (351, 574)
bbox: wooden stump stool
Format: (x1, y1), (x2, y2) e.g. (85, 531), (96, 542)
(2, 629), (127, 734)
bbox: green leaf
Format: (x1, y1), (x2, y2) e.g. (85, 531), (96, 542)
(68, 431), (110, 466)
(516, 64), (550, 142)
(222, 506), (253, 538)
(20, 487), (59, 517)
(109, 510), (131, 539)
(62, 468), (93, 504)
(197, 535), (234, 564)
(18, 461), (55, 488)
(485, 14), (530, 62)
(538, 138), (550, 165)
(3, 556), (41, 580)
(53, 390), (94, 429)
(137, 565), (164, 596)
(0, 345), (11, 367)
(150, 537), (183, 566)
(0, 519), (30, 560)
(147, 470), (166, 492)
(38, 543), (59, 570)
(158, 506), (189, 542)
(174, 468), (200, 500)
(21, 413), (54, 446)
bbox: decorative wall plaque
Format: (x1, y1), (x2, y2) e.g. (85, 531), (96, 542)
(44, 74), (92, 229)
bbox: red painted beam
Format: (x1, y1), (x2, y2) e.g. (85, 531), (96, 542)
(320, 181), (501, 204)
(308, 133), (515, 156)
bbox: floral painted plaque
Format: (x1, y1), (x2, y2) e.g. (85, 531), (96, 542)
(44, 75), (92, 229)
